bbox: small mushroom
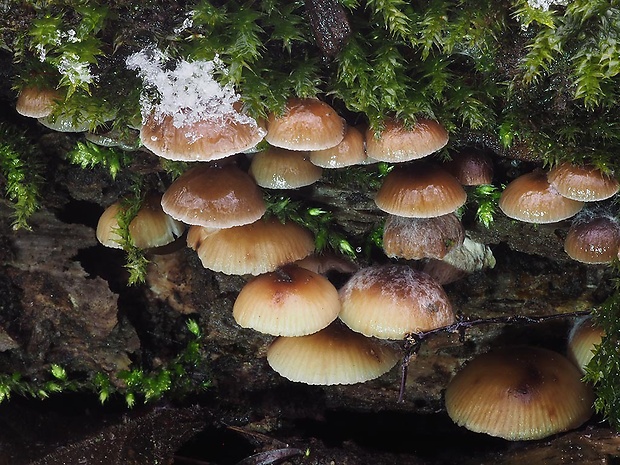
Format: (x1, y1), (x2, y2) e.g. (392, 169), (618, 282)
(568, 316), (604, 374)
(548, 162), (619, 202)
(564, 215), (620, 264)
(249, 147), (322, 189)
(309, 125), (366, 168)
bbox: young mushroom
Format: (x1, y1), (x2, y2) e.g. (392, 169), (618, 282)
(547, 162), (619, 202)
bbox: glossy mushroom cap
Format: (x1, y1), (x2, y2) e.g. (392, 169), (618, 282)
(443, 151), (494, 186)
(499, 170), (584, 223)
(97, 194), (185, 249)
(564, 216), (620, 264)
(338, 264), (455, 339)
(375, 163), (467, 218)
(249, 147), (322, 189)
(548, 163), (619, 202)
(382, 213), (465, 260)
(186, 217), (315, 275)
(266, 98), (345, 151)
(233, 265), (340, 336)
(445, 346), (594, 441)
(140, 110), (266, 161)
(266, 322), (400, 385)
(16, 86), (62, 118)
(365, 118), (448, 163)
(161, 164), (266, 228)
(568, 317), (604, 374)
(309, 125), (366, 168)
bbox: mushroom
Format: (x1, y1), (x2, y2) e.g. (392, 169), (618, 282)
(161, 164), (266, 228)
(233, 264), (340, 336)
(442, 150), (494, 186)
(548, 162), (619, 202)
(140, 108), (266, 161)
(265, 98), (345, 151)
(568, 316), (604, 374)
(266, 322), (400, 385)
(186, 217), (315, 275)
(382, 213), (465, 260)
(97, 193), (185, 249)
(16, 86), (62, 118)
(499, 170), (584, 223)
(309, 125), (366, 168)
(564, 215), (620, 264)
(249, 147), (323, 189)
(374, 162), (467, 218)
(365, 118), (448, 163)
(338, 264), (455, 339)
(445, 346), (594, 441)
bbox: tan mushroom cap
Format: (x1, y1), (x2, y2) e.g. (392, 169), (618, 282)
(140, 110), (266, 161)
(186, 217), (315, 275)
(97, 193), (185, 249)
(375, 163), (467, 218)
(267, 322), (400, 385)
(249, 147), (323, 189)
(564, 216), (620, 264)
(161, 164), (266, 228)
(309, 125), (366, 168)
(548, 162), (619, 202)
(445, 346), (594, 441)
(233, 265), (340, 336)
(568, 317), (604, 374)
(499, 170), (584, 223)
(443, 151), (494, 186)
(338, 264), (455, 340)
(382, 213), (465, 260)
(266, 98), (345, 151)
(16, 86), (62, 118)
(365, 118), (448, 163)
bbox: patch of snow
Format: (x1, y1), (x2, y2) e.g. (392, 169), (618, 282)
(527, 0), (569, 11)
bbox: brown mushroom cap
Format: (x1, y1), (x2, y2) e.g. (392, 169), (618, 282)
(161, 164), (266, 228)
(365, 118), (448, 163)
(443, 151), (494, 186)
(548, 163), (619, 202)
(375, 163), (467, 218)
(233, 264), (341, 336)
(564, 216), (620, 264)
(382, 213), (465, 260)
(186, 217), (315, 275)
(309, 125), (366, 168)
(568, 317), (604, 374)
(16, 86), (62, 118)
(445, 346), (594, 441)
(266, 322), (400, 385)
(249, 147), (323, 189)
(265, 98), (345, 151)
(499, 170), (584, 223)
(140, 110), (266, 161)
(97, 194), (185, 249)
(338, 264), (455, 339)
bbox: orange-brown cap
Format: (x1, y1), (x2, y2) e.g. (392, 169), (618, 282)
(338, 264), (455, 339)
(568, 317), (604, 374)
(382, 213), (465, 260)
(564, 216), (620, 264)
(249, 147), (322, 189)
(365, 118), (448, 163)
(140, 110), (266, 161)
(266, 322), (400, 385)
(375, 163), (467, 218)
(499, 170), (584, 223)
(97, 193), (185, 249)
(445, 346), (594, 441)
(187, 217), (315, 275)
(233, 264), (340, 336)
(266, 98), (345, 151)
(16, 86), (62, 118)
(161, 164), (266, 228)
(309, 125), (366, 168)
(443, 151), (493, 186)
(548, 162), (619, 202)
